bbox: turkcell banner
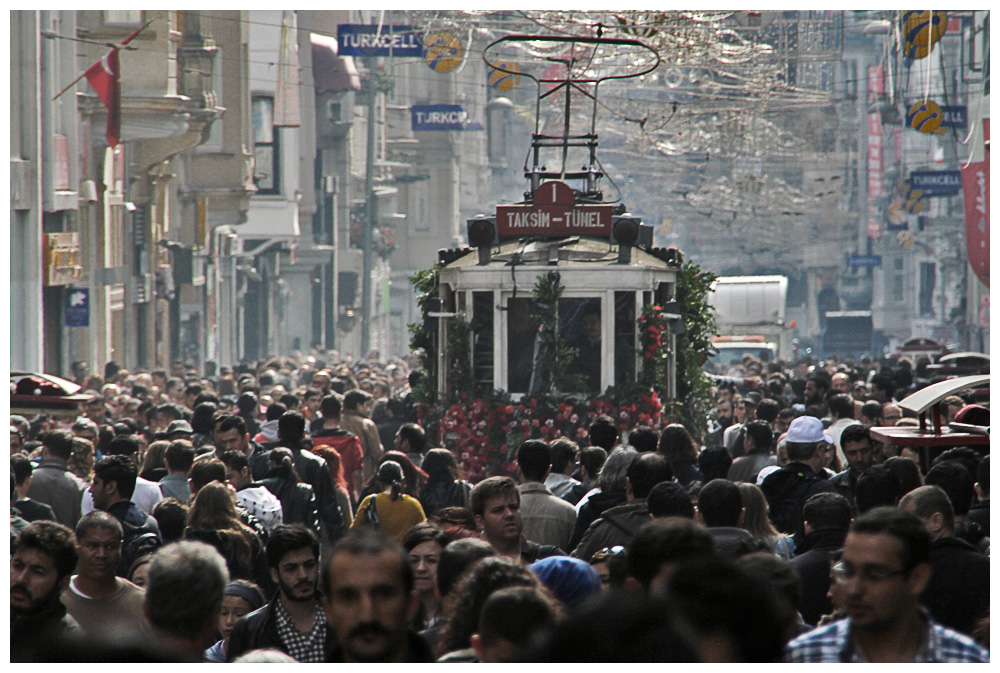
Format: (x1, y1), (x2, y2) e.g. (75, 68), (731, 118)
(411, 104), (483, 131)
(848, 254), (882, 269)
(941, 105), (967, 128)
(337, 25), (422, 57)
(910, 170), (962, 196)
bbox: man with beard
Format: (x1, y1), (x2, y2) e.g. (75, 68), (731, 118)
(11, 521), (80, 661)
(322, 531), (434, 662)
(471, 476), (563, 564)
(226, 524), (334, 661)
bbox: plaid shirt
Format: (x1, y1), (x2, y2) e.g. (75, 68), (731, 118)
(274, 598), (328, 663)
(786, 613), (990, 663)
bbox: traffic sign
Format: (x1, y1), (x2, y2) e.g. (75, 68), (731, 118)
(495, 181), (612, 237)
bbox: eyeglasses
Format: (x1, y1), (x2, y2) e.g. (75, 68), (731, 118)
(831, 561), (907, 585)
(591, 545), (625, 563)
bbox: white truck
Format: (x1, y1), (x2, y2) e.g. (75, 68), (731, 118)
(707, 275), (793, 370)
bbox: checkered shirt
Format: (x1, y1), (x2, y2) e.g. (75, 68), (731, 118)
(274, 598), (328, 663)
(786, 613), (990, 663)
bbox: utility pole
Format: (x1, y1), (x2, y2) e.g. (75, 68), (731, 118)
(361, 55), (377, 357)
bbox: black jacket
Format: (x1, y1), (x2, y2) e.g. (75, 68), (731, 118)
(227, 594), (335, 662)
(827, 468), (859, 512)
(11, 597), (80, 662)
(256, 443), (344, 543)
(967, 500), (989, 536)
(327, 629), (435, 663)
(788, 527), (848, 626)
(262, 471), (321, 538)
(107, 500), (162, 576)
(919, 535), (990, 636)
(759, 462), (837, 545)
(419, 479), (472, 517)
(568, 490), (626, 551)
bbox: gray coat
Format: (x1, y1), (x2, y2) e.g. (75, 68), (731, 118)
(26, 458), (87, 527)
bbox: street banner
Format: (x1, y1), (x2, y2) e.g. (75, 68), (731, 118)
(337, 24), (422, 57)
(85, 49), (121, 146)
(849, 254), (882, 269)
(411, 104), (483, 131)
(961, 118), (990, 288)
(65, 288), (90, 327)
(867, 112), (884, 238)
(910, 170), (962, 196)
(941, 105), (968, 128)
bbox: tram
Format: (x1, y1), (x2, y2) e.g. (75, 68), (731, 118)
(421, 34), (685, 402)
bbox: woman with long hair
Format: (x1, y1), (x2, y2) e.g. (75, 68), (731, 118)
(358, 450), (428, 502)
(139, 440), (170, 482)
(418, 449), (473, 516)
(68, 436), (96, 483)
(401, 522), (452, 630)
(308, 444), (354, 531)
(736, 482), (796, 561)
(184, 481), (271, 589)
(351, 460), (426, 542)
(657, 423), (705, 487)
(261, 448), (321, 538)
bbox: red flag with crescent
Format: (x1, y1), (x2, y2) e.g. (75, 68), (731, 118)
(85, 48), (121, 146)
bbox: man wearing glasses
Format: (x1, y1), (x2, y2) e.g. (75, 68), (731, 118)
(786, 507), (989, 662)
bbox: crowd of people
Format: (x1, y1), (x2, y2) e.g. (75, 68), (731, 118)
(9, 349), (991, 662)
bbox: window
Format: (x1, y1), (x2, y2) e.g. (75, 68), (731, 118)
(891, 258), (905, 304)
(103, 10), (143, 26)
(918, 262), (936, 317)
(251, 96), (279, 195)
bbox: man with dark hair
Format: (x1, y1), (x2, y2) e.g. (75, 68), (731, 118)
(562, 446), (606, 506)
(394, 422), (427, 469)
(544, 438), (581, 499)
(923, 462), (978, 529)
(627, 425), (660, 454)
(859, 400), (883, 427)
(698, 444), (733, 482)
(882, 457), (923, 497)
(760, 416), (837, 544)
(587, 415), (618, 451)
(471, 476), (562, 564)
(227, 524), (334, 661)
(340, 389), (384, 484)
(211, 413), (253, 459)
(695, 478), (758, 558)
(789, 492), (852, 626)
(870, 374), (896, 403)
(11, 455), (57, 523)
(26, 430), (87, 527)
(900, 485), (990, 636)
(828, 423), (874, 507)
(145, 540), (230, 661)
(62, 511), (148, 639)
(221, 451), (284, 534)
(854, 464), (903, 514)
(322, 531), (433, 662)
(11, 521), (81, 661)
(188, 458), (228, 494)
(159, 439), (195, 501)
(727, 419), (776, 484)
(85, 434), (164, 516)
(804, 376), (830, 413)
(787, 507), (988, 662)
(626, 518), (715, 595)
(516, 440), (577, 551)
(470, 586), (557, 662)
(572, 453), (672, 562)
(968, 454), (989, 535)
(647, 481), (695, 519)
(91, 455), (162, 575)
(310, 394), (364, 502)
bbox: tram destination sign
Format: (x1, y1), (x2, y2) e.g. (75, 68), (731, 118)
(496, 181), (613, 237)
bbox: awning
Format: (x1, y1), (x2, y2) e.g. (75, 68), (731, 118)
(311, 33), (361, 93)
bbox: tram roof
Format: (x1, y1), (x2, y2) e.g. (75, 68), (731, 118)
(438, 236), (681, 271)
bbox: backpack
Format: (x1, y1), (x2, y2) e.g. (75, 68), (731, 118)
(119, 520), (162, 577)
(361, 494), (380, 530)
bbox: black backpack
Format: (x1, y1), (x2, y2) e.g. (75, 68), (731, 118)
(119, 519), (162, 577)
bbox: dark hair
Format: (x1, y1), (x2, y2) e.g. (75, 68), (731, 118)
(860, 400), (883, 422)
(743, 420), (774, 454)
(932, 447), (982, 484)
(14, 520), (79, 579)
(321, 531), (413, 596)
(422, 448), (462, 483)
(697, 445), (732, 482)
(94, 454), (138, 499)
(802, 492), (852, 530)
(191, 403), (219, 435)
(657, 424), (698, 469)
(41, 429), (76, 460)
(189, 459), (227, 494)
(900, 485), (955, 533)
(278, 393), (300, 410)
(626, 452), (673, 499)
(828, 394), (854, 420)
(397, 423), (426, 455)
(855, 464), (902, 513)
(976, 455), (989, 497)
(850, 506), (931, 570)
(627, 519), (714, 591)
(587, 416), (618, 451)
(517, 440), (551, 483)
(401, 521), (451, 553)
(268, 448), (302, 485)
(627, 426), (660, 454)
(647, 481), (695, 519)
(578, 447), (608, 480)
(219, 450), (249, 473)
(734, 552), (802, 631)
(870, 374), (896, 399)
(266, 524), (319, 569)
(277, 411), (306, 443)
(549, 439), (579, 474)
(883, 457), (923, 497)
(319, 394), (342, 419)
(343, 389), (372, 411)
(11, 454), (33, 486)
(105, 434), (142, 457)
(76, 509), (124, 542)
(470, 476), (519, 517)
(264, 402), (286, 422)
(697, 479), (743, 527)
(477, 586), (558, 653)
(165, 439), (195, 473)
(436, 537), (497, 597)
(153, 498), (189, 543)
(839, 423), (870, 448)
(755, 398), (781, 424)
(924, 462), (975, 517)
(377, 460), (406, 500)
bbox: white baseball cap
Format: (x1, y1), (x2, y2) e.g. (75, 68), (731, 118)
(785, 416), (833, 444)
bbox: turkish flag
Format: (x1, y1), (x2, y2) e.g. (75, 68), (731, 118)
(85, 48), (121, 147)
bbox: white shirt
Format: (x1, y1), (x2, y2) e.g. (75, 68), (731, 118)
(826, 417), (856, 469)
(81, 476), (164, 516)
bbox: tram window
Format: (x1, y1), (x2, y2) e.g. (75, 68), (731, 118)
(507, 297), (536, 394)
(559, 298), (602, 393)
(614, 292), (636, 386)
(472, 291), (494, 393)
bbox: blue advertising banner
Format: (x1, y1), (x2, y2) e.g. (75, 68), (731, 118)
(65, 287), (89, 327)
(910, 170), (963, 196)
(411, 104), (483, 131)
(849, 254), (882, 269)
(941, 105), (968, 128)
(337, 24), (422, 57)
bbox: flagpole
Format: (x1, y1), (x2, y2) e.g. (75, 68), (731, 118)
(52, 18), (155, 100)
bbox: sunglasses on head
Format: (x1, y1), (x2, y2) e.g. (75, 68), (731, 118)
(591, 545), (625, 563)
